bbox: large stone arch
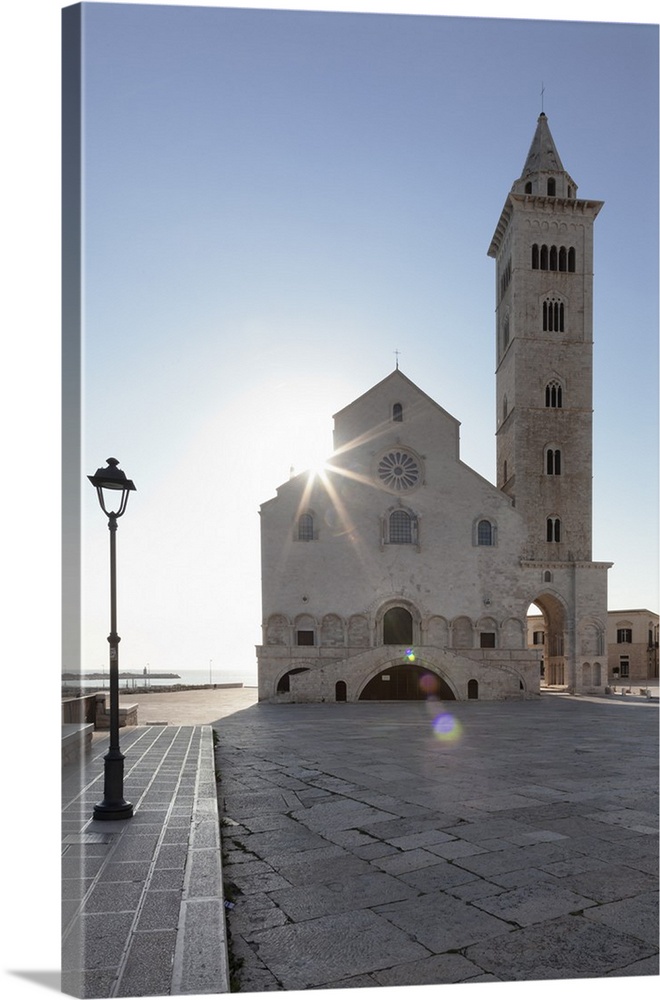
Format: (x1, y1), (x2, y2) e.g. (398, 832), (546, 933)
(528, 590), (568, 685)
(357, 655), (458, 701)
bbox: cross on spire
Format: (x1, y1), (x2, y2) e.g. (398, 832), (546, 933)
(541, 81), (545, 114)
(394, 348), (401, 370)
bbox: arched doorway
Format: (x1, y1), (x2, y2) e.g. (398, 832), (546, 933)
(359, 663), (456, 701)
(383, 607), (413, 645)
(335, 680), (347, 702)
(276, 667), (309, 694)
(527, 595), (567, 686)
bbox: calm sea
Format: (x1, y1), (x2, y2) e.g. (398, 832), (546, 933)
(63, 668), (257, 691)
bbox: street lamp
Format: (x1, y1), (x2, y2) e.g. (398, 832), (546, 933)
(88, 457), (136, 821)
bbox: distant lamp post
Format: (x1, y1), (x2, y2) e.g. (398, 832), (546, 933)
(88, 457), (136, 821)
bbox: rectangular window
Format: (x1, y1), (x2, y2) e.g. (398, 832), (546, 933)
(480, 633), (496, 648)
(296, 630), (314, 646)
(619, 656), (630, 678)
(533, 631), (545, 645)
(617, 628), (632, 644)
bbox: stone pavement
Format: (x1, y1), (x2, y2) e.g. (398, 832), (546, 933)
(61, 687), (658, 997)
(215, 692), (659, 992)
(62, 724), (228, 998)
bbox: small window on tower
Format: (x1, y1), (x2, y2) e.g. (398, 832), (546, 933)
(545, 380), (563, 408)
(546, 517), (561, 543)
(296, 630), (315, 646)
(547, 178), (556, 196)
(392, 402), (403, 422)
(546, 448), (562, 475)
(480, 632), (496, 648)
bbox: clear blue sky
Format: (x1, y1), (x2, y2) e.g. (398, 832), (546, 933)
(72, 1), (659, 682)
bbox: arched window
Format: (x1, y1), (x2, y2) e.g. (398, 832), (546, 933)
(467, 679), (479, 699)
(383, 507), (418, 546)
(546, 517), (561, 543)
(547, 178), (556, 196)
(544, 570), (553, 583)
(558, 246), (567, 271)
(525, 181), (532, 194)
(543, 298), (565, 332)
(549, 245), (558, 270)
(335, 680), (347, 702)
(531, 244), (539, 269)
(568, 247), (576, 272)
(383, 607), (413, 645)
(546, 448), (562, 475)
(545, 380), (563, 408)
(389, 509), (412, 544)
(477, 520), (493, 546)
(540, 244), (548, 270)
(298, 513), (315, 541)
(392, 402), (403, 422)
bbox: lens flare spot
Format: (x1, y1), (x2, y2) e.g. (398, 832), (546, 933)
(432, 712), (462, 743)
(406, 648), (416, 662)
(418, 672), (438, 695)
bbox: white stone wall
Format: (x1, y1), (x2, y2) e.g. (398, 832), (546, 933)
(259, 371), (546, 702)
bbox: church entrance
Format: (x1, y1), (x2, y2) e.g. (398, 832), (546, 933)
(359, 663), (456, 701)
(383, 607), (413, 645)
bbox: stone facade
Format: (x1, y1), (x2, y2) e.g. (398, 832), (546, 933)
(607, 610), (659, 684)
(257, 114), (612, 702)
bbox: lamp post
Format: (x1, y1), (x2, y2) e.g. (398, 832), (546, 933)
(88, 457), (136, 821)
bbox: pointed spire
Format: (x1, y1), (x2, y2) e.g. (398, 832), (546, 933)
(509, 114), (577, 199)
(521, 113), (565, 176)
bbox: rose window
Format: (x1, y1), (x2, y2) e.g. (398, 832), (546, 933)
(377, 450), (421, 491)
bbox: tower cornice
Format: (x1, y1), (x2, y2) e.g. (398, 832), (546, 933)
(488, 193), (604, 257)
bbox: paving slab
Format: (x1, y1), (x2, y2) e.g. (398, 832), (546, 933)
(247, 908), (430, 990)
(470, 882), (596, 925)
(463, 912), (658, 980)
(584, 890), (660, 946)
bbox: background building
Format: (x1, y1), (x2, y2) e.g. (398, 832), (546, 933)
(528, 609), (659, 685)
(607, 610), (659, 684)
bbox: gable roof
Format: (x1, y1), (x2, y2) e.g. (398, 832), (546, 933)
(332, 367), (460, 428)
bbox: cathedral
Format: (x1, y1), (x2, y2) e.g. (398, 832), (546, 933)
(257, 114), (611, 702)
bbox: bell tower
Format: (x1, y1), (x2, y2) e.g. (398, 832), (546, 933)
(488, 113), (603, 562)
